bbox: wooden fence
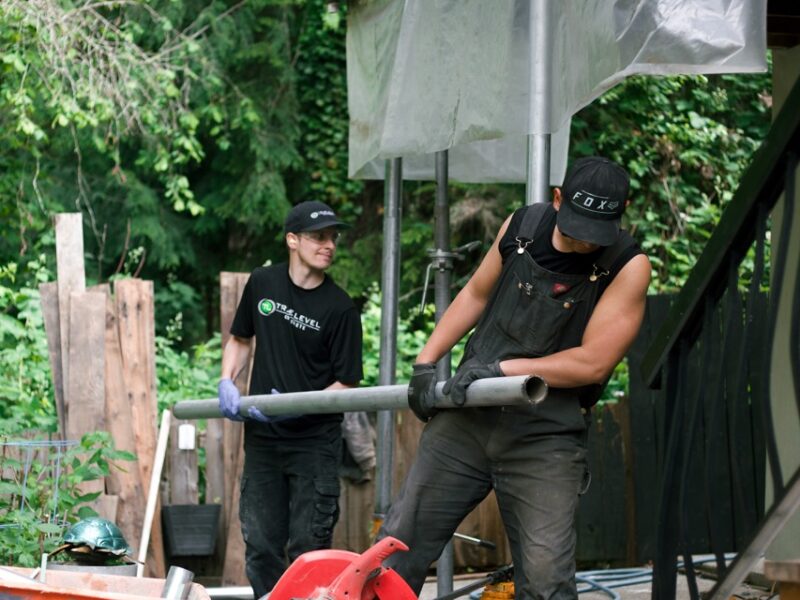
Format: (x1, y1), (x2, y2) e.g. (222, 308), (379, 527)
(37, 214), (165, 577)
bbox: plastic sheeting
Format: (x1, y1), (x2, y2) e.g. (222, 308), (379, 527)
(347, 0), (767, 184)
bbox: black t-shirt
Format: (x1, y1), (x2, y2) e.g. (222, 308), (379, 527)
(499, 204), (643, 296)
(230, 263), (363, 441)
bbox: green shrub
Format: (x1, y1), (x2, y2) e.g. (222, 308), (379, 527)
(0, 432), (135, 567)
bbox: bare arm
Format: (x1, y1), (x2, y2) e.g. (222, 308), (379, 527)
(221, 335), (252, 381)
(500, 253), (652, 387)
(326, 381), (357, 390)
(417, 216), (512, 364)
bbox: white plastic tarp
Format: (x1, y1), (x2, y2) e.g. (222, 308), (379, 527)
(347, 0), (767, 184)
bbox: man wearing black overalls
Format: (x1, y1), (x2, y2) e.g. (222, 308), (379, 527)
(380, 157), (652, 600)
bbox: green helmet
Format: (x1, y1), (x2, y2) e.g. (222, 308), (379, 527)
(63, 517), (131, 556)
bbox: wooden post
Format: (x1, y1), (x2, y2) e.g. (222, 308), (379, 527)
(39, 282), (65, 436)
(168, 419), (199, 505)
(94, 284), (148, 557)
(64, 290), (107, 511)
(115, 278), (165, 578)
(55, 214), (86, 428)
(65, 290), (106, 442)
(216, 272), (253, 586)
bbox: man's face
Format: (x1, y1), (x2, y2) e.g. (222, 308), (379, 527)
(557, 230), (600, 254)
(290, 227), (340, 270)
(552, 188), (602, 254)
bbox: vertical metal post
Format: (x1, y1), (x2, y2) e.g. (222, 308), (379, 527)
(526, 0), (552, 205)
(433, 150), (454, 595)
(375, 158), (402, 523)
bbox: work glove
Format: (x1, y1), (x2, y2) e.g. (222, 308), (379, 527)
(442, 358), (504, 407)
(246, 388), (280, 423)
(408, 363), (438, 423)
(218, 378), (244, 421)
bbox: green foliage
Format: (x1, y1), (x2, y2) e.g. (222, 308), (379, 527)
(572, 72), (771, 293)
(0, 432), (135, 567)
(156, 333), (221, 413)
(295, 0), (363, 209)
(0, 256), (57, 435)
(360, 284), (465, 386)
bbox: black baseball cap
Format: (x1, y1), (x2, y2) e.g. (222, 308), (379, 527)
(557, 157), (630, 246)
(284, 200), (349, 234)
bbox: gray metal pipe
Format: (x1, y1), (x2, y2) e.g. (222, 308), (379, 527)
(525, 0), (553, 205)
(161, 566), (193, 600)
(434, 149), (454, 595)
(172, 376), (548, 421)
(376, 157), (403, 520)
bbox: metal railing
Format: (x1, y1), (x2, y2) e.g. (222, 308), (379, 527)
(641, 74), (800, 600)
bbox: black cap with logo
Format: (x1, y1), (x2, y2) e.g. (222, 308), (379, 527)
(557, 156), (630, 247)
(284, 200), (349, 234)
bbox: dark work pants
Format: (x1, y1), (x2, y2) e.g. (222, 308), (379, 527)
(239, 436), (342, 599)
(380, 408), (589, 600)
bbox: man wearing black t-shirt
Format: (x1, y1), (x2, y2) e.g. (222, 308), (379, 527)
(218, 200), (363, 599)
(381, 157), (651, 600)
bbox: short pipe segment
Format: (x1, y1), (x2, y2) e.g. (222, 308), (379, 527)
(172, 375), (548, 420)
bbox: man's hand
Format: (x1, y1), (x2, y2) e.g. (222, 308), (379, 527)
(408, 363), (438, 422)
(247, 388), (280, 423)
(218, 378), (244, 421)
(443, 358), (504, 407)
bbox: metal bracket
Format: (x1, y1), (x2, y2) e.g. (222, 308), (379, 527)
(420, 241), (481, 311)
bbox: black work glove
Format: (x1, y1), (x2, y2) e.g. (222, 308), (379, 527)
(442, 358), (504, 407)
(408, 363), (438, 423)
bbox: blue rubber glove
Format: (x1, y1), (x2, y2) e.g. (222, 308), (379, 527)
(218, 378), (244, 421)
(247, 388), (279, 423)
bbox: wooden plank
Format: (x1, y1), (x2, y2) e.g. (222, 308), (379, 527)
(724, 288), (759, 549)
(64, 290), (106, 504)
(221, 443), (247, 586)
(40, 281), (66, 436)
(168, 419), (199, 505)
(217, 272), (252, 586)
(65, 290), (106, 442)
(333, 477), (375, 553)
(221, 273), (252, 529)
(203, 421), (224, 506)
(765, 560), (800, 584)
(93, 494), (120, 522)
(94, 284), (148, 558)
(628, 294), (672, 562)
(55, 213), (86, 422)
(576, 403), (627, 564)
(115, 278), (165, 578)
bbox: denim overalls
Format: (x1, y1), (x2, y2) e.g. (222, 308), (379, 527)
(383, 204), (634, 600)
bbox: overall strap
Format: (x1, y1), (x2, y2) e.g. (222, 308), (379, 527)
(518, 203), (550, 239)
(596, 230), (636, 272)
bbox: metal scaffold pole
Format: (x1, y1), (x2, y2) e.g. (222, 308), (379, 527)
(526, 0), (552, 206)
(376, 157), (403, 528)
(433, 149), (455, 595)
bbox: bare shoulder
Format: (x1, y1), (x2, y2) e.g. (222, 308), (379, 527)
(592, 254), (651, 317)
(614, 253), (651, 293)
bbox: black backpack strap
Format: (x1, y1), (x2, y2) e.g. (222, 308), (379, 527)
(518, 203), (550, 240)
